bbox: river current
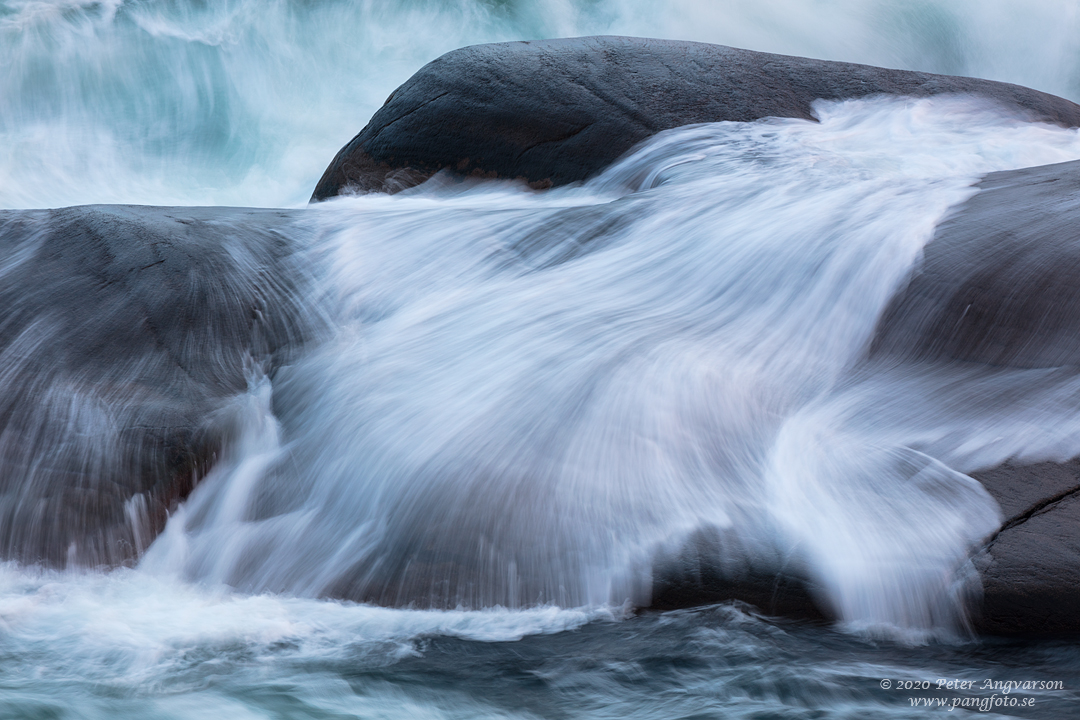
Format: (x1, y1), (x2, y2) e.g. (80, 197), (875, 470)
(3, 1), (1080, 718)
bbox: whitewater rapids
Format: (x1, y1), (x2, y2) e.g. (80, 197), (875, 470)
(7, 1), (1080, 718)
(65, 96), (1067, 634)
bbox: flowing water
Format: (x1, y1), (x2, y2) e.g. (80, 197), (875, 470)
(3, 1), (1080, 718)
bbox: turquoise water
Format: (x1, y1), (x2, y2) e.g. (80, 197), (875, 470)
(2, 569), (1078, 719)
(2, 0), (1079, 208)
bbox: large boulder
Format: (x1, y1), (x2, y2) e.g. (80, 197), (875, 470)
(313, 37), (1080, 632)
(311, 36), (1080, 200)
(0, 205), (311, 566)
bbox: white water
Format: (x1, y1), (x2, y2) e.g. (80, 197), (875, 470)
(5, 2), (1080, 716)
(0, 562), (616, 718)
(121, 97), (1080, 632)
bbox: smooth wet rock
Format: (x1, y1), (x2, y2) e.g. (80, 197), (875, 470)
(972, 459), (1080, 521)
(650, 527), (828, 621)
(0, 205), (310, 566)
(969, 460), (1080, 635)
(872, 159), (1080, 368)
(312, 36), (1080, 200)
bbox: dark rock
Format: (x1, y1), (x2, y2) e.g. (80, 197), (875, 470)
(969, 460), (1080, 635)
(650, 526), (829, 621)
(311, 36), (1080, 200)
(972, 459), (1080, 521)
(872, 159), (1080, 368)
(0, 205), (311, 566)
(649, 458), (1080, 634)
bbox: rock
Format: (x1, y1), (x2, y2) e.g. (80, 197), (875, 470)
(972, 460), (1080, 521)
(863, 157), (1080, 632)
(311, 36), (1080, 200)
(0, 205), (311, 566)
(309, 36), (1080, 630)
(865, 156), (1080, 633)
(969, 460), (1080, 635)
(650, 526), (828, 621)
(872, 159), (1080, 368)
(650, 459), (1080, 633)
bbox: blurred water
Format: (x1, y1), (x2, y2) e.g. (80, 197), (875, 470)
(130, 98), (1080, 636)
(2, 0), (1080, 208)
(2, 564), (1079, 718)
(4, 2), (1080, 718)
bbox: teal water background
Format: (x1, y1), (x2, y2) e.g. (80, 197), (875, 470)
(3, 0), (1079, 208)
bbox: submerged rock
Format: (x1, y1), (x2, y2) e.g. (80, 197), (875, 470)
(311, 36), (1080, 200)
(0, 205), (311, 566)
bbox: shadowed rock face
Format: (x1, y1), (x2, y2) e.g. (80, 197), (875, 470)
(0, 205), (311, 566)
(650, 526), (828, 622)
(311, 36), (1080, 200)
(969, 460), (1080, 635)
(872, 159), (1080, 369)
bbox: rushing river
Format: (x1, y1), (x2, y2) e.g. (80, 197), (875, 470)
(3, 1), (1080, 718)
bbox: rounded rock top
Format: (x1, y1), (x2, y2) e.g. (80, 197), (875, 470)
(311, 35), (1080, 200)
